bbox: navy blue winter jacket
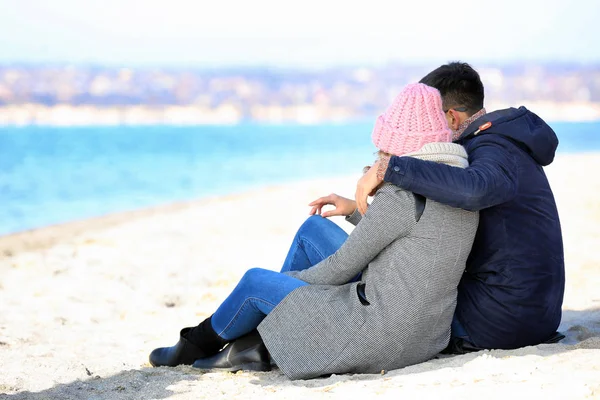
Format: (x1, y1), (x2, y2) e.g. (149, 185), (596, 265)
(384, 106), (565, 349)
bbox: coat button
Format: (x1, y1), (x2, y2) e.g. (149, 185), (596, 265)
(393, 166), (400, 172)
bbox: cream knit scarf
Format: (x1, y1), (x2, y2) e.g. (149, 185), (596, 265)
(402, 142), (469, 169)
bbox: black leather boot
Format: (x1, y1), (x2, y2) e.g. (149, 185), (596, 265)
(192, 330), (271, 372)
(149, 327), (211, 367)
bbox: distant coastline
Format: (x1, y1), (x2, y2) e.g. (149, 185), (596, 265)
(3, 63), (600, 126)
(0, 103), (355, 126)
(1, 101), (599, 126)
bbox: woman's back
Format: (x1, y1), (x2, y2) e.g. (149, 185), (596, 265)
(356, 184), (478, 370)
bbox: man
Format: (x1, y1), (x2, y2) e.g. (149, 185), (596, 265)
(351, 62), (565, 351)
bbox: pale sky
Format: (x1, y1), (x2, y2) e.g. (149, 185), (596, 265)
(1, 0), (599, 68)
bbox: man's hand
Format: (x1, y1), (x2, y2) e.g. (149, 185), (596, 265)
(309, 193), (357, 218)
(356, 160), (383, 215)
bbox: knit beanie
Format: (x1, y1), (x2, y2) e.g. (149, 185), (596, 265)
(372, 83), (452, 156)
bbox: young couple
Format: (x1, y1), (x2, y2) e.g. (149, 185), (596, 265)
(149, 62), (565, 380)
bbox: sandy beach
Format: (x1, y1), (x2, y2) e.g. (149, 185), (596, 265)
(1, 153), (599, 400)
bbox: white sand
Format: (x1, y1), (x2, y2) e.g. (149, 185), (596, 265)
(0, 153), (599, 399)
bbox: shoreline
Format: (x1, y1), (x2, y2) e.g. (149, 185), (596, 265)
(0, 174), (357, 259)
(1, 150), (599, 258)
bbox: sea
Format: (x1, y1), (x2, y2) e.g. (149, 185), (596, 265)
(1, 121), (599, 236)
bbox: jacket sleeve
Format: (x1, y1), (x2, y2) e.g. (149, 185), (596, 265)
(286, 185), (417, 285)
(345, 208), (362, 226)
(384, 135), (519, 211)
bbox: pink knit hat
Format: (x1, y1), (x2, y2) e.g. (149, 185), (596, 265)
(372, 83), (452, 156)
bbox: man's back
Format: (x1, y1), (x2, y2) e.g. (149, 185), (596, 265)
(455, 107), (565, 348)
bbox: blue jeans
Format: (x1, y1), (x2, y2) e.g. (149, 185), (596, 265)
(211, 216), (349, 340)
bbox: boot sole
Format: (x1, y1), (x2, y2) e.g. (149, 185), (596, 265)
(193, 361), (271, 372)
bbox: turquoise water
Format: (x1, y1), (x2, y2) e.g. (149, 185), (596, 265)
(0, 121), (598, 236)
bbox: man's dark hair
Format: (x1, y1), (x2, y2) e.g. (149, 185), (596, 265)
(419, 62), (484, 116)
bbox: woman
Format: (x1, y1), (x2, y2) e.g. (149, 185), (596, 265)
(149, 83), (479, 380)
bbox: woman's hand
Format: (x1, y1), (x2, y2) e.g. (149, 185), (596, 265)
(309, 193), (357, 218)
(356, 160), (384, 215)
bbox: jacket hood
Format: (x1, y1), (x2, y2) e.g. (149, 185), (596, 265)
(458, 106), (559, 166)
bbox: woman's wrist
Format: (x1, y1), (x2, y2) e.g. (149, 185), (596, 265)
(346, 201), (358, 216)
(376, 155), (391, 182)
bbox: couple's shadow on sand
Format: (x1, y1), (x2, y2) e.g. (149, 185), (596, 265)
(6, 308), (600, 400)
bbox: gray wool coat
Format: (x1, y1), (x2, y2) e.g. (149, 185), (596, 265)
(258, 151), (478, 380)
